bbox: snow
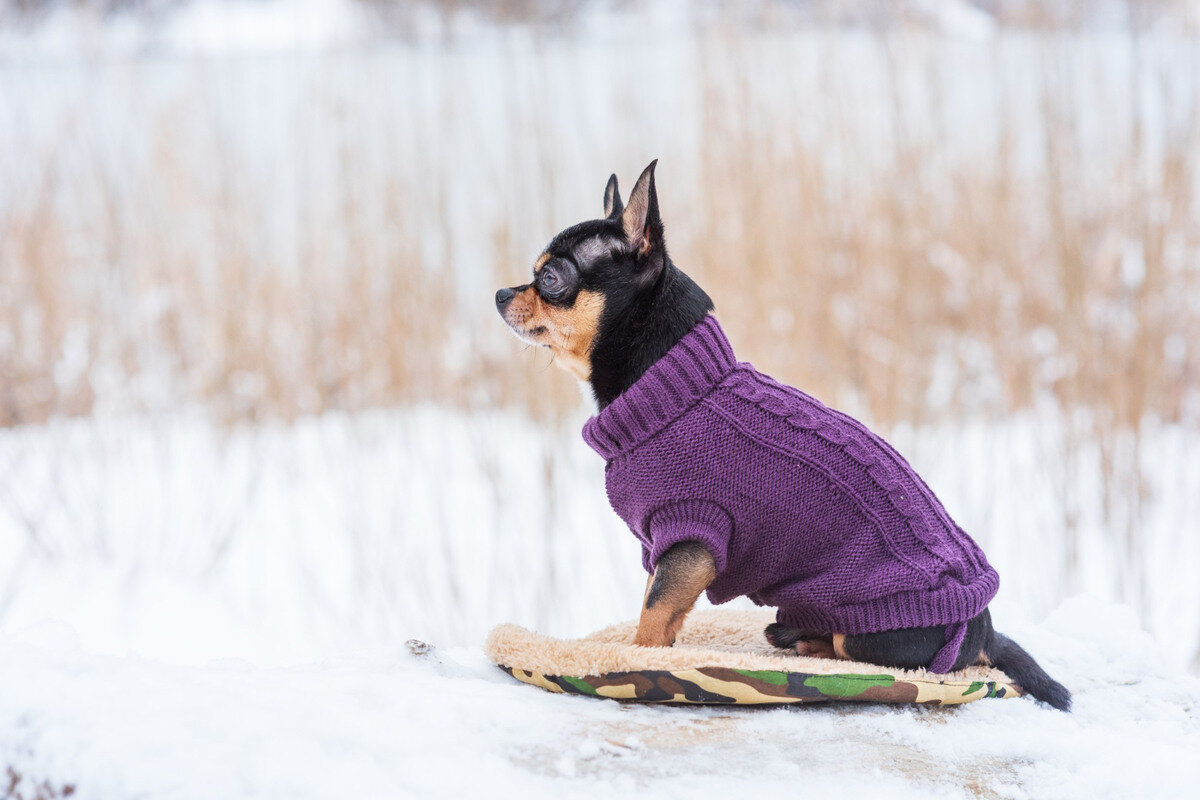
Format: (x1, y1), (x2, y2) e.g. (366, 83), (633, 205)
(2, 407), (1200, 662)
(2, 409), (1199, 670)
(1, 409), (1198, 796)
(2, 597), (1197, 800)
(0, 0), (371, 57)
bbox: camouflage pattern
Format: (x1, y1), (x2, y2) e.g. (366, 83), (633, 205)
(499, 665), (1020, 706)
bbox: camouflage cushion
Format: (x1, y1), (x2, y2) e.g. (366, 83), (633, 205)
(486, 609), (1021, 706)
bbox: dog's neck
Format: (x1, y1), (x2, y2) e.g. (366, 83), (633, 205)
(588, 264), (714, 409)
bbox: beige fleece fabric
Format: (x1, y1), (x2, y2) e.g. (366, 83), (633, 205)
(486, 608), (1013, 684)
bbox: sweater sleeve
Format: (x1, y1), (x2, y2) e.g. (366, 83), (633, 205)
(644, 500), (733, 575)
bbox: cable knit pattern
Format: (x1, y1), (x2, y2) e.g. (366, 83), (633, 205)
(582, 315), (999, 673)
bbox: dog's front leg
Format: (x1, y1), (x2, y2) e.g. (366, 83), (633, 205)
(633, 542), (716, 647)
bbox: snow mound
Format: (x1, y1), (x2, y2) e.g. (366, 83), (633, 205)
(1, 598), (1197, 799)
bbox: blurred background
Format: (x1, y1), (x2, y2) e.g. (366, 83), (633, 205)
(1, 0), (1198, 671)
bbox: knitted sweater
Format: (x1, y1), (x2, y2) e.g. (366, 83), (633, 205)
(582, 315), (999, 673)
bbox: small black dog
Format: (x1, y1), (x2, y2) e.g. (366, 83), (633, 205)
(496, 161), (1071, 710)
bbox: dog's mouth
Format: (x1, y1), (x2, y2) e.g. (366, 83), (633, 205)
(502, 319), (549, 344)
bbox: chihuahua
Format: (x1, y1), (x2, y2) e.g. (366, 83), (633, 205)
(495, 161), (1070, 710)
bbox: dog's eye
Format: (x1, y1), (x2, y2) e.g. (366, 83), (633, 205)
(539, 270), (562, 293)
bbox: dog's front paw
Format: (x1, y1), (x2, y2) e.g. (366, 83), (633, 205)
(633, 630), (675, 648)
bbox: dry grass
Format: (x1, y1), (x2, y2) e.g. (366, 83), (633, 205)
(2, 767), (74, 800)
(0, 132), (453, 425)
(0, 26), (1197, 434)
(691, 62), (1200, 433)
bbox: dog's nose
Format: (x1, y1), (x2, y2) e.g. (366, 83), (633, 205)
(495, 288), (515, 311)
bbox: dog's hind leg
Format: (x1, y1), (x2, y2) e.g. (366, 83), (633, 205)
(764, 624), (840, 658)
(633, 542), (716, 647)
(839, 609), (994, 671)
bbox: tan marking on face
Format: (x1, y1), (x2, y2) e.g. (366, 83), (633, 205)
(533, 252), (551, 272)
(501, 286), (605, 381)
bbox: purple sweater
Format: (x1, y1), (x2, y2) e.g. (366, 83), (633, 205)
(583, 315), (999, 673)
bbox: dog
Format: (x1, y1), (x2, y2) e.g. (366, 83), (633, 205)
(495, 160), (1071, 711)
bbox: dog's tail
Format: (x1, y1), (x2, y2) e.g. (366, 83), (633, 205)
(986, 631), (1072, 711)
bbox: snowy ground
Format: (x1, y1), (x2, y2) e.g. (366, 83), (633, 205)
(1, 409), (1199, 797)
(2, 408), (1198, 668)
(2, 597), (1198, 800)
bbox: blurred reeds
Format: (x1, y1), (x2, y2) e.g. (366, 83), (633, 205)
(3, 27), (1196, 430)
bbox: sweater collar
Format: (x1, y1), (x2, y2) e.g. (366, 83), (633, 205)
(582, 315), (738, 460)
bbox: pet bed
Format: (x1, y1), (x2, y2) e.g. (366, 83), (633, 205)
(486, 609), (1021, 705)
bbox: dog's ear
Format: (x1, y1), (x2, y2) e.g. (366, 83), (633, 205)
(603, 174), (623, 219)
(620, 160), (663, 268)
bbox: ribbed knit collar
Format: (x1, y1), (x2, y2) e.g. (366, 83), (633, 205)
(583, 315), (738, 460)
